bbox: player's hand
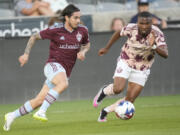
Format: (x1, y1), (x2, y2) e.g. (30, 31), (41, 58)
(77, 51), (85, 61)
(18, 53), (29, 67)
(98, 48), (108, 56)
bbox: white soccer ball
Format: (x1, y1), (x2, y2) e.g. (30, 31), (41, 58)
(115, 100), (135, 120)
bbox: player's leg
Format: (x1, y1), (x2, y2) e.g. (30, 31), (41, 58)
(93, 59), (129, 108)
(3, 83), (50, 131)
(30, 83), (51, 109)
(126, 68), (150, 102)
(98, 83), (143, 122)
(33, 63), (68, 122)
(33, 72), (68, 121)
(125, 82), (143, 102)
(98, 68), (150, 122)
(93, 77), (126, 108)
(103, 82), (143, 113)
(98, 97), (125, 122)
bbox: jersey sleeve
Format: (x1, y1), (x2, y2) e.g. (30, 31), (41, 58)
(82, 27), (90, 45)
(40, 25), (58, 40)
(155, 30), (167, 47)
(120, 24), (134, 37)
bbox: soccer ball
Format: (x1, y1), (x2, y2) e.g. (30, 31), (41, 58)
(115, 100), (135, 120)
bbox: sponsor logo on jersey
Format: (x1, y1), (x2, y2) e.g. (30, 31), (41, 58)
(59, 44), (80, 49)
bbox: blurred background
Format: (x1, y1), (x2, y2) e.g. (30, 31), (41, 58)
(0, 0), (180, 104)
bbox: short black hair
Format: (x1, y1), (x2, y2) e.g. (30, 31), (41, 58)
(138, 11), (152, 19)
(138, 0), (149, 6)
(60, 4), (80, 22)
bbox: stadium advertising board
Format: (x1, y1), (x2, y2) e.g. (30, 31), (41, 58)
(0, 17), (49, 38)
(0, 15), (92, 38)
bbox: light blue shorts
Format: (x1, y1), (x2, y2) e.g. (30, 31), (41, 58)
(44, 62), (66, 89)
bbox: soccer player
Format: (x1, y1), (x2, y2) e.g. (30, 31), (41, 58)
(93, 11), (168, 122)
(3, 4), (90, 131)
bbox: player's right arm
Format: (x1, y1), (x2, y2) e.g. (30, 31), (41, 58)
(98, 30), (121, 56)
(19, 33), (41, 67)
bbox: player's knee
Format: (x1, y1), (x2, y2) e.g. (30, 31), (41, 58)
(62, 80), (69, 89)
(56, 80), (69, 91)
(63, 81), (69, 89)
(113, 84), (124, 94)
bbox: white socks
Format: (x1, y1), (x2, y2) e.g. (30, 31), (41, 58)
(103, 84), (115, 96)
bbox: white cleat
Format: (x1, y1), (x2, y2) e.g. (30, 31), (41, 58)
(33, 110), (48, 122)
(3, 112), (16, 131)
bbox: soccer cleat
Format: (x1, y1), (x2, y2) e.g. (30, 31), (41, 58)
(3, 112), (16, 131)
(98, 109), (108, 122)
(93, 85), (107, 108)
(33, 110), (48, 122)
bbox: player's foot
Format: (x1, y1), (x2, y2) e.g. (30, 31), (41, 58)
(98, 109), (108, 122)
(3, 112), (16, 131)
(33, 110), (48, 122)
(93, 85), (107, 108)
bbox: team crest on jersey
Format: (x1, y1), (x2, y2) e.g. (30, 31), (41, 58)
(76, 32), (82, 42)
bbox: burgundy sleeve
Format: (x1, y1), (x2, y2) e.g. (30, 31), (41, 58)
(82, 28), (90, 45)
(40, 28), (56, 40)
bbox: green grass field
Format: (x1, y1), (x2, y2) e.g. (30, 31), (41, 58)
(0, 95), (180, 135)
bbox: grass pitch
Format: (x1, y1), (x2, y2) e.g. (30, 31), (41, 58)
(0, 95), (180, 135)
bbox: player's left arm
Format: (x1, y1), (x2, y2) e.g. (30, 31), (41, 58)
(153, 32), (168, 59)
(150, 30), (168, 59)
(155, 45), (168, 59)
(77, 42), (90, 61)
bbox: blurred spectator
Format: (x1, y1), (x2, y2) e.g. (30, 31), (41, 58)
(42, 0), (68, 13)
(15, 0), (54, 16)
(111, 17), (125, 31)
(130, 0), (167, 29)
(48, 10), (62, 26)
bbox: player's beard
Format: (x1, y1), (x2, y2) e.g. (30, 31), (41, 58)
(69, 21), (78, 30)
(139, 28), (151, 38)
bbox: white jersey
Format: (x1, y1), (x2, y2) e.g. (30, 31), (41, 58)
(119, 23), (167, 71)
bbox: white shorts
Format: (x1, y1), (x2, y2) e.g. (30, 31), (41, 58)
(113, 59), (150, 86)
(44, 62), (66, 88)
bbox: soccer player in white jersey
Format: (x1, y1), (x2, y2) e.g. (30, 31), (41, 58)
(3, 4), (90, 131)
(93, 11), (168, 122)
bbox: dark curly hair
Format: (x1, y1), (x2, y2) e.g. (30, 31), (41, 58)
(60, 4), (80, 22)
